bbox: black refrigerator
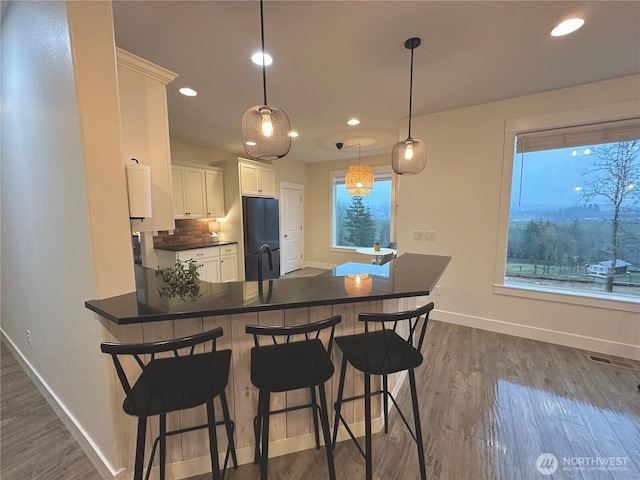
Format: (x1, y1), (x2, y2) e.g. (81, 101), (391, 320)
(243, 196), (281, 281)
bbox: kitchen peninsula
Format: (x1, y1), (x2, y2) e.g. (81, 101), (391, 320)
(86, 253), (450, 478)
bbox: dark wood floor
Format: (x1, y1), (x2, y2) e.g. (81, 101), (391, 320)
(2, 299), (639, 479)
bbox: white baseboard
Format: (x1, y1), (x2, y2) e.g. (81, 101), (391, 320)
(0, 330), (121, 480)
(433, 310), (640, 361)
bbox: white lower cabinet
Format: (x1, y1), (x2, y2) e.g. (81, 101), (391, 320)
(156, 244), (237, 283)
(219, 244), (238, 282)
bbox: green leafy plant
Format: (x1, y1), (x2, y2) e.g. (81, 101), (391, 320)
(156, 259), (201, 301)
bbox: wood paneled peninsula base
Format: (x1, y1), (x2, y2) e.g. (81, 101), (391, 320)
(86, 253), (450, 479)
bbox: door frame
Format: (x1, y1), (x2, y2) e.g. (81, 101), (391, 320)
(279, 182), (304, 275)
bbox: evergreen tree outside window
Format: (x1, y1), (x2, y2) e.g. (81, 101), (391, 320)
(331, 169), (394, 249)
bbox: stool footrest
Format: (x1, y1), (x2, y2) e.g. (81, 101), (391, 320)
(145, 420), (236, 480)
(333, 389), (420, 449)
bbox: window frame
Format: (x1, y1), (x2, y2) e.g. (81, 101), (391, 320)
(329, 165), (397, 252)
(494, 101), (640, 312)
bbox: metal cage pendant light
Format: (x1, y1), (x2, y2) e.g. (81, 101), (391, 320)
(391, 37), (427, 175)
(341, 143), (374, 196)
(242, 0), (291, 161)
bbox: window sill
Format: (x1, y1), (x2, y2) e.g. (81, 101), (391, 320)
(493, 283), (639, 313)
(330, 246), (358, 253)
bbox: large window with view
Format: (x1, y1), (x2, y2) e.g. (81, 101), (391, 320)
(331, 169), (394, 249)
(505, 118), (640, 301)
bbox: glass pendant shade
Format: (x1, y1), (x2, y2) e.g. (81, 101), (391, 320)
(242, 105), (291, 160)
(392, 37), (427, 175)
(345, 164), (374, 196)
(391, 137), (427, 175)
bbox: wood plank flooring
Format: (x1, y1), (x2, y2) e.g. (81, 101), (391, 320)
(0, 342), (102, 480)
(2, 282), (639, 479)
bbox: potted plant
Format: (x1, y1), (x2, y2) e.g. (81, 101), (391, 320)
(156, 259), (201, 301)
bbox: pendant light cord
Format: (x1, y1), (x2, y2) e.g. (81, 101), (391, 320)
(407, 45), (414, 139)
(260, 0), (268, 106)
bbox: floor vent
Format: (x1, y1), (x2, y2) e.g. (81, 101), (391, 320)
(587, 354), (639, 371)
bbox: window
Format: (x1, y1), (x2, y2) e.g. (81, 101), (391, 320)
(331, 168), (394, 249)
(503, 118), (640, 302)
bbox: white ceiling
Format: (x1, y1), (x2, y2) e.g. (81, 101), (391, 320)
(112, 1), (640, 163)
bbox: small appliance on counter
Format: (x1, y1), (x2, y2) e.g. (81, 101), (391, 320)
(243, 196), (280, 280)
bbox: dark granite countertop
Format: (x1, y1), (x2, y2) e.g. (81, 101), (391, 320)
(85, 253), (450, 325)
(155, 240), (238, 251)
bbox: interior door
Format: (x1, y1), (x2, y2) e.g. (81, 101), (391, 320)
(281, 184), (303, 274)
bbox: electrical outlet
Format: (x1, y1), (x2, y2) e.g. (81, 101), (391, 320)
(433, 285), (441, 296)
(26, 330), (32, 347)
(413, 230), (424, 241)
(424, 231), (436, 241)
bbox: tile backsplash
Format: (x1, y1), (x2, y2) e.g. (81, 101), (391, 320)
(152, 219), (218, 248)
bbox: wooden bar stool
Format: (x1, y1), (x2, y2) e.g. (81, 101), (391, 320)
(332, 302), (435, 480)
(246, 315), (341, 480)
(101, 327), (237, 480)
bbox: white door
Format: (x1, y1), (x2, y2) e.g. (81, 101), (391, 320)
(280, 183), (303, 274)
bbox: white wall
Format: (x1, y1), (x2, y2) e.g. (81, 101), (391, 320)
(1, 1), (134, 477)
(396, 75), (640, 359)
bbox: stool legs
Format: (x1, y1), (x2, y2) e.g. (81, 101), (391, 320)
(219, 390), (238, 469)
(364, 373), (373, 480)
(159, 414), (167, 480)
(310, 387), (321, 449)
(383, 375), (389, 434)
(318, 384), (336, 480)
(133, 417), (147, 480)
(206, 400), (221, 480)
(258, 391), (271, 480)
(331, 357), (348, 447)
(409, 369), (426, 480)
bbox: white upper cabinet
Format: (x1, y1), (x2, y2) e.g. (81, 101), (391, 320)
(205, 169), (225, 218)
(239, 159), (276, 197)
(172, 163), (225, 219)
(117, 48), (177, 232)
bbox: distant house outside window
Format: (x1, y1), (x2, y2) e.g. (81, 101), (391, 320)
(503, 118), (640, 302)
(331, 169), (394, 249)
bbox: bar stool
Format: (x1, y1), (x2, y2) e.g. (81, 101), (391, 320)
(332, 302), (435, 480)
(101, 327), (237, 480)
(246, 315), (341, 480)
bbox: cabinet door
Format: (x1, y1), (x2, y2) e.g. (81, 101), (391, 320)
(171, 166), (187, 218)
(117, 49), (176, 232)
(183, 168), (207, 218)
(220, 254), (237, 282)
(240, 162), (260, 196)
(205, 170), (225, 217)
(259, 167), (276, 197)
(199, 256), (220, 283)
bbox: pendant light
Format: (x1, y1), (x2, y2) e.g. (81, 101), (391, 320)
(242, 0), (291, 160)
(391, 37), (427, 175)
(338, 142), (374, 196)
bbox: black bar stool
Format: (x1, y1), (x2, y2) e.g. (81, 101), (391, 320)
(332, 302), (435, 480)
(246, 315), (341, 480)
(101, 327), (238, 480)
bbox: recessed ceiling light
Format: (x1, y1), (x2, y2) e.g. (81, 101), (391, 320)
(251, 52), (273, 66)
(288, 131), (299, 138)
(551, 18), (585, 37)
(347, 118), (360, 126)
(246, 141), (257, 146)
(179, 87), (197, 97)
